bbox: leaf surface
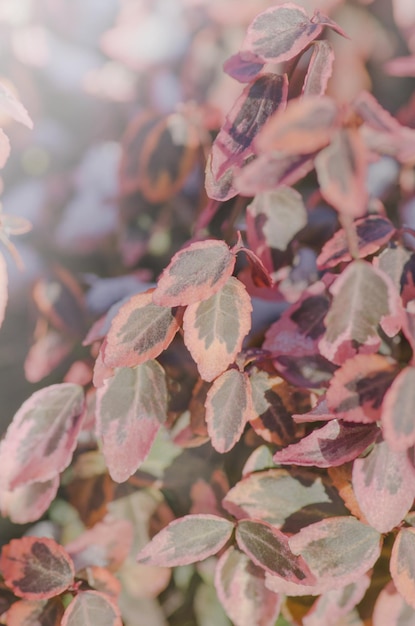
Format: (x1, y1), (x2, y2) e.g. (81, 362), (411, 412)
(0, 537), (74, 600)
(0, 383), (84, 489)
(152, 240), (236, 307)
(104, 288), (181, 368)
(96, 361), (167, 482)
(205, 369), (254, 453)
(390, 529), (415, 610)
(373, 580), (415, 626)
(235, 151), (314, 196)
(183, 277), (252, 382)
(61, 591), (122, 626)
(302, 574), (371, 626)
(0, 476), (59, 524)
(302, 40), (334, 96)
(223, 52), (264, 83)
(6, 598), (64, 626)
(136, 514), (234, 567)
(0, 81), (33, 128)
(381, 367), (415, 451)
(289, 516), (382, 588)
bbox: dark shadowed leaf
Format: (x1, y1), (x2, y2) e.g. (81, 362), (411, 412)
(205, 74), (288, 201)
(0, 537), (74, 600)
(241, 4), (339, 64)
(289, 516), (382, 588)
(136, 514), (234, 566)
(319, 261), (403, 364)
(381, 367), (415, 452)
(6, 598), (64, 626)
(352, 438), (415, 533)
(302, 574), (371, 626)
(273, 420), (379, 468)
(223, 52), (264, 83)
(103, 288), (181, 368)
(373, 580), (415, 626)
(0, 383), (84, 490)
(390, 528), (415, 610)
(302, 40), (335, 96)
(96, 361), (167, 482)
(315, 128), (368, 218)
(205, 369), (254, 453)
(183, 277), (252, 382)
(152, 240), (236, 307)
(236, 519), (316, 584)
(317, 216), (396, 270)
(215, 546), (281, 626)
(326, 354), (399, 423)
(0, 476), (59, 524)
(61, 591), (122, 626)
(222, 468), (347, 529)
(255, 95), (339, 156)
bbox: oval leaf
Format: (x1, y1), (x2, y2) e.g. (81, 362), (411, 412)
(205, 369), (254, 453)
(381, 367), (415, 451)
(0, 537), (74, 600)
(390, 528), (415, 610)
(96, 361), (167, 483)
(104, 288), (181, 368)
(0, 476), (59, 524)
(61, 591), (122, 626)
(0, 383), (84, 490)
(136, 514), (234, 567)
(302, 40), (335, 96)
(152, 240), (236, 307)
(183, 277), (252, 382)
(6, 598), (64, 626)
(373, 580), (415, 626)
(289, 516), (382, 589)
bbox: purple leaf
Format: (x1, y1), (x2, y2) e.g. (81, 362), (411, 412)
(223, 51), (264, 83)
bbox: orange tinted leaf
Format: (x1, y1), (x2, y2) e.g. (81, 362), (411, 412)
(61, 591), (122, 626)
(0, 537), (74, 600)
(153, 240), (236, 307)
(6, 598), (64, 626)
(183, 277), (252, 382)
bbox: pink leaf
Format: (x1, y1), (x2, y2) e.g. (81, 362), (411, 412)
(0, 383), (85, 490)
(0, 537), (74, 600)
(61, 591), (122, 626)
(315, 128), (368, 218)
(255, 95), (340, 156)
(352, 438), (415, 533)
(390, 528), (415, 610)
(302, 574), (371, 626)
(103, 288), (181, 368)
(0, 476), (59, 524)
(381, 367), (415, 451)
(215, 546), (281, 626)
(317, 216), (396, 270)
(205, 369), (254, 453)
(223, 51), (264, 83)
(0, 82), (33, 128)
(136, 514), (234, 567)
(302, 40), (335, 96)
(24, 330), (74, 383)
(183, 277), (252, 382)
(319, 260), (403, 365)
(6, 598), (64, 626)
(325, 354), (399, 423)
(96, 361), (167, 483)
(0, 252), (8, 328)
(373, 580), (415, 626)
(236, 519), (316, 584)
(205, 74), (288, 201)
(289, 516), (382, 589)
(0, 128), (10, 168)
(152, 240), (236, 307)
(235, 151), (315, 196)
(273, 420), (379, 468)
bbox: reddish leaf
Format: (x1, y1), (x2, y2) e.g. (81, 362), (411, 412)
(236, 519), (316, 584)
(96, 361), (167, 482)
(215, 546), (281, 626)
(390, 528), (415, 610)
(373, 580), (415, 626)
(0, 476), (59, 524)
(222, 468), (346, 529)
(61, 591), (122, 626)
(223, 51), (264, 83)
(302, 574), (371, 626)
(24, 330), (74, 384)
(136, 514), (234, 567)
(381, 367), (415, 452)
(0, 252), (7, 328)
(255, 95), (339, 156)
(205, 74), (288, 201)
(289, 516), (382, 589)
(352, 438), (415, 533)
(152, 239), (236, 307)
(273, 420), (379, 468)
(292, 396), (334, 423)
(0, 383), (84, 490)
(315, 128), (368, 218)
(0, 81), (33, 128)
(317, 216), (396, 270)
(326, 354), (399, 423)
(6, 598), (64, 626)
(319, 261), (403, 365)
(183, 277), (252, 382)
(103, 288), (181, 368)
(205, 369), (254, 453)
(79, 566), (121, 600)
(241, 4), (338, 65)
(302, 40), (335, 96)
(235, 151), (315, 196)
(0, 537), (74, 600)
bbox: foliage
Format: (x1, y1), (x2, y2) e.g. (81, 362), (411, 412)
(2, 0), (415, 624)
